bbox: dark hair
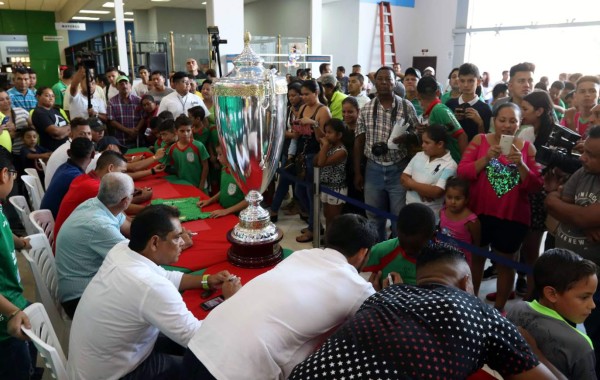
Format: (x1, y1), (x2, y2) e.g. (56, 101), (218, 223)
(97, 74), (110, 88)
(492, 83), (508, 99)
(563, 81), (575, 91)
(324, 118), (346, 135)
(337, 66), (345, 73)
(27, 68), (36, 75)
(150, 70), (164, 78)
(70, 117), (90, 131)
(129, 205), (181, 252)
(509, 62), (535, 79)
(576, 75), (600, 88)
(534, 82), (547, 91)
(534, 248), (597, 298)
(296, 68), (306, 77)
(96, 150), (127, 170)
(141, 95), (156, 104)
(416, 76), (438, 98)
(416, 242), (467, 271)
(172, 71), (189, 83)
(69, 137), (95, 159)
(205, 69), (217, 77)
(158, 111), (174, 121)
(20, 127), (37, 139)
(188, 105), (206, 120)
(0, 145), (14, 171)
(588, 125), (600, 139)
(550, 80), (565, 90)
(159, 119), (176, 133)
(482, 71), (490, 87)
(447, 67), (459, 80)
(493, 102), (521, 118)
(424, 124), (448, 146)
(445, 176), (470, 198)
(149, 116), (162, 130)
(13, 68), (28, 76)
(175, 115), (192, 128)
(397, 203), (436, 238)
(319, 63), (331, 74)
(288, 81), (302, 94)
(62, 67), (75, 80)
(200, 79), (213, 90)
(352, 64), (361, 68)
(325, 214), (379, 258)
(302, 79), (327, 104)
(565, 90), (575, 101)
(138, 65), (148, 73)
(105, 66), (119, 74)
(35, 86), (51, 97)
(375, 66), (395, 79)
(342, 96), (359, 111)
(523, 91), (557, 129)
(458, 63), (480, 78)
(349, 72), (364, 84)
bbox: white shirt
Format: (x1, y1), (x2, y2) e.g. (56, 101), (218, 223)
(44, 140), (99, 188)
(157, 91), (208, 118)
(134, 81), (149, 97)
(63, 85), (106, 111)
(188, 248), (375, 380)
(68, 241), (201, 380)
(351, 92), (371, 109)
(69, 92), (107, 120)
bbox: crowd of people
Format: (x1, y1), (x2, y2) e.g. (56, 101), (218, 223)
(0, 54), (599, 379)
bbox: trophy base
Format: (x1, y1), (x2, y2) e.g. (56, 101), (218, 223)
(227, 228), (284, 268)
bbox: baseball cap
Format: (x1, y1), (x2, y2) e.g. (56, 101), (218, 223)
(320, 74), (338, 87)
(96, 136), (127, 154)
(423, 66), (435, 76)
(404, 67), (421, 79)
(116, 75), (130, 83)
(88, 117), (106, 132)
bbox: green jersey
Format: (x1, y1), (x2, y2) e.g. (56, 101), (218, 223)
(363, 237), (417, 285)
(427, 103), (466, 163)
(219, 168), (245, 210)
(168, 140), (209, 187)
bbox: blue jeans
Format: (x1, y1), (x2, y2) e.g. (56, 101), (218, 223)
(180, 348), (217, 380)
(271, 156), (295, 213)
(364, 159), (407, 241)
(0, 336), (36, 380)
(295, 153), (316, 229)
(121, 335), (184, 380)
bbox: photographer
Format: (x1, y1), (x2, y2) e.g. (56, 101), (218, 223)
(354, 66), (418, 242)
(545, 123), (600, 374)
(69, 66), (107, 123)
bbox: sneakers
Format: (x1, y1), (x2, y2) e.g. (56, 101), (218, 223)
(515, 277), (528, 297)
(485, 291), (516, 302)
(483, 264), (498, 280)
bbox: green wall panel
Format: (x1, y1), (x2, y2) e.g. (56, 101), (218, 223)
(26, 11), (56, 32)
(1, 10), (27, 35)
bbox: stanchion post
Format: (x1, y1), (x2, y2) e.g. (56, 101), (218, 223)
(169, 31), (176, 72)
(277, 34), (281, 73)
(312, 166), (321, 248)
(127, 30), (135, 79)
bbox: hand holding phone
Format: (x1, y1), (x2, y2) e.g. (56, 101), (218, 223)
(499, 134), (514, 155)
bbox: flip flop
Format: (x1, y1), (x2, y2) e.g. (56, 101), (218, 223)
(296, 231), (313, 243)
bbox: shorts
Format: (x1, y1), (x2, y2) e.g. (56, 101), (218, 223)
(529, 191), (547, 231)
(479, 214), (528, 254)
(320, 187), (347, 205)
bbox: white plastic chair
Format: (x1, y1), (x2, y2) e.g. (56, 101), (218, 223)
(24, 167), (46, 195)
(22, 175), (43, 211)
(21, 303), (68, 380)
(30, 209), (56, 249)
(9, 195), (37, 236)
(21, 234), (71, 351)
(37, 158), (47, 174)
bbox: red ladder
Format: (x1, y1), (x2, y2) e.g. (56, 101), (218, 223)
(378, 1), (397, 66)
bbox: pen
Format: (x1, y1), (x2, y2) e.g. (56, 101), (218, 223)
(188, 231), (198, 236)
(228, 275), (238, 282)
(387, 273), (394, 286)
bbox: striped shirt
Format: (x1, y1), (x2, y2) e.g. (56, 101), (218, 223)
(7, 87), (37, 112)
(107, 93), (141, 146)
(8, 107), (29, 155)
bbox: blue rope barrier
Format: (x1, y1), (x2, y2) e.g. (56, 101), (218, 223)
(275, 167), (533, 274)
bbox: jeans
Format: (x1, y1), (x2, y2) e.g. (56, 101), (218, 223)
(0, 336), (36, 380)
(364, 159), (407, 241)
(295, 153), (316, 229)
(180, 348), (217, 380)
(121, 335), (184, 380)
(271, 156), (295, 213)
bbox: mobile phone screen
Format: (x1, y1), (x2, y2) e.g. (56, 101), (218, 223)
(1, 116), (8, 125)
(200, 295), (225, 311)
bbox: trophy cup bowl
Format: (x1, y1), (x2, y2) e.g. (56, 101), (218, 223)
(213, 32), (288, 268)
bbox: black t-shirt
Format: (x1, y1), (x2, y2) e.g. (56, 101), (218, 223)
(289, 284), (539, 380)
(445, 98), (493, 142)
(31, 106), (69, 151)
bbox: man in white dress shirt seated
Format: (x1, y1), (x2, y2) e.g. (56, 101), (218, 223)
(157, 71), (208, 118)
(68, 204), (240, 380)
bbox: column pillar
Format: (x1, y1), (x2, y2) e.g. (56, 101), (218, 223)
(114, 0), (129, 75)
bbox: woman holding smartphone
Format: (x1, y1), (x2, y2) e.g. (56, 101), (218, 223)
(457, 102), (542, 314)
(294, 79), (331, 243)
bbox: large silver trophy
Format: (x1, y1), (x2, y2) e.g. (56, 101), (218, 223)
(213, 32), (287, 268)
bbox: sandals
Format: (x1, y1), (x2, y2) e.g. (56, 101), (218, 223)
(296, 231), (313, 243)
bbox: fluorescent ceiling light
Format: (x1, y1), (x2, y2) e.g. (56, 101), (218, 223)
(102, 2), (114, 7)
(0, 2), (5, 5)
(124, 11), (134, 15)
(202, 1), (207, 4)
(73, 16), (100, 20)
(113, 18), (134, 21)
(80, 10), (111, 14)
(151, 0), (171, 2)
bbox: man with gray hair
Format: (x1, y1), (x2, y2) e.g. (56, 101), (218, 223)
(55, 171), (134, 318)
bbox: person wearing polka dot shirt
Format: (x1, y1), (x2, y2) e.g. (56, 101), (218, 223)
(289, 243), (560, 380)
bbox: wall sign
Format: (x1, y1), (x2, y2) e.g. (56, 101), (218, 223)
(6, 47), (29, 54)
(55, 23), (86, 31)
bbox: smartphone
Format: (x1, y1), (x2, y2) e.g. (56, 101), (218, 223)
(200, 295), (225, 311)
(499, 134), (514, 155)
(1, 116), (8, 125)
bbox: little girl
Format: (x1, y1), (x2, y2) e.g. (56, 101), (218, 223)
(439, 176), (481, 265)
(315, 119), (347, 230)
(401, 124), (457, 219)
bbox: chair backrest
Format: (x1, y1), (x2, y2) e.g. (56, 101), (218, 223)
(21, 234), (67, 341)
(21, 303), (68, 380)
(8, 195), (37, 236)
(30, 210), (56, 249)
(22, 175), (43, 211)
(38, 158), (47, 174)
(24, 168), (46, 195)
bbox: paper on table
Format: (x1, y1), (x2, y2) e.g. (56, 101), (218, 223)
(387, 118), (410, 150)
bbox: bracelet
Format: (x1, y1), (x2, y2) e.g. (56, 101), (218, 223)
(7, 309), (21, 321)
(151, 168), (156, 175)
(201, 274), (210, 290)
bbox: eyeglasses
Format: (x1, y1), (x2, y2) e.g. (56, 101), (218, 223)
(8, 169), (17, 178)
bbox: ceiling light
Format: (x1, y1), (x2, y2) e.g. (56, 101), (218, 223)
(102, 2), (114, 7)
(202, 1), (207, 4)
(151, 0), (171, 2)
(80, 10), (111, 14)
(72, 16), (100, 20)
(0, 2), (5, 5)
(124, 11), (134, 15)
(113, 18), (134, 21)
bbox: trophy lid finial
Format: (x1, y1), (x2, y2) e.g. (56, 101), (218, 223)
(244, 31), (251, 45)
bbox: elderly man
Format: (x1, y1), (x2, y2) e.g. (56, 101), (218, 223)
(182, 214), (380, 380)
(7, 68), (37, 111)
(186, 58), (207, 84)
(68, 205), (239, 380)
(147, 71), (174, 105)
(158, 71), (208, 118)
(289, 244), (559, 380)
(55, 172), (133, 318)
(108, 75), (142, 147)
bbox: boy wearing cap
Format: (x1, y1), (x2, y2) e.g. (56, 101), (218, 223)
(403, 67), (423, 116)
(107, 75), (141, 147)
(321, 74), (348, 119)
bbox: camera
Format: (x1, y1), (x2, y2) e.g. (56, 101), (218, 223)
(536, 123), (582, 174)
(75, 48), (100, 71)
(371, 142), (388, 157)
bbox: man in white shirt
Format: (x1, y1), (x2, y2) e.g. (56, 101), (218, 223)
(348, 72), (371, 109)
(68, 66), (107, 123)
(181, 214), (381, 380)
(68, 204), (240, 380)
(147, 70), (175, 105)
(158, 71), (208, 118)
(133, 65), (152, 97)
